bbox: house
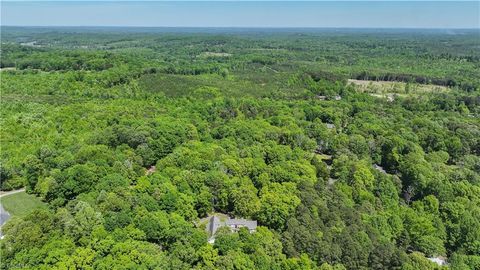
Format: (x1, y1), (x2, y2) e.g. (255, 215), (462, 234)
(146, 166), (156, 175)
(325, 123), (335, 129)
(373, 164), (386, 174)
(225, 218), (257, 233)
(386, 94), (395, 102)
(428, 256), (447, 266)
(205, 215), (257, 243)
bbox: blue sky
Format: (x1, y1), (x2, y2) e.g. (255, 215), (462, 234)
(2, 1), (479, 28)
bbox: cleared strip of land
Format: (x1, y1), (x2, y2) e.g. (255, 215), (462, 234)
(348, 79), (449, 94)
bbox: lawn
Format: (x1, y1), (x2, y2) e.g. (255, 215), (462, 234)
(1, 192), (48, 217)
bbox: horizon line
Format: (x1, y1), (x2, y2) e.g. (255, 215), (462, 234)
(2, 25), (480, 30)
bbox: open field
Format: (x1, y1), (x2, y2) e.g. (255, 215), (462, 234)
(348, 79), (450, 94)
(0, 67), (16, 72)
(197, 52), (232, 58)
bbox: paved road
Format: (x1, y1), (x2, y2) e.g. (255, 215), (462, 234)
(0, 203), (10, 228)
(0, 188), (26, 237)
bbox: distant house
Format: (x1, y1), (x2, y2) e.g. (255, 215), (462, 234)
(327, 178), (337, 186)
(146, 166), (156, 175)
(205, 215), (257, 243)
(386, 94), (395, 102)
(325, 123), (335, 129)
(315, 95), (341, 101)
(373, 164), (386, 174)
(428, 256), (447, 266)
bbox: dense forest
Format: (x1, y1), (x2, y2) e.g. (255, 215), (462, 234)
(1, 27), (479, 270)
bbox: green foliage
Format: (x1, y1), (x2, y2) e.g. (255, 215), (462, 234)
(257, 183), (301, 230)
(1, 27), (479, 269)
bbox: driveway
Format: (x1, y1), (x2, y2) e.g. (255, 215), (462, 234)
(0, 188), (26, 198)
(0, 203), (10, 228)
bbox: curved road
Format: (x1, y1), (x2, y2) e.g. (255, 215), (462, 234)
(0, 188), (26, 235)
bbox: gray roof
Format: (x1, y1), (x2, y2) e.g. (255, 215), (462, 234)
(373, 164), (386, 173)
(225, 218), (257, 230)
(206, 215), (257, 237)
(209, 216), (222, 236)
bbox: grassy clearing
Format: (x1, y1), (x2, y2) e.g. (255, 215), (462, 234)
(197, 52), (232, 58)
(348, 79), (449, 94)
(1, 192), (48, 217)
